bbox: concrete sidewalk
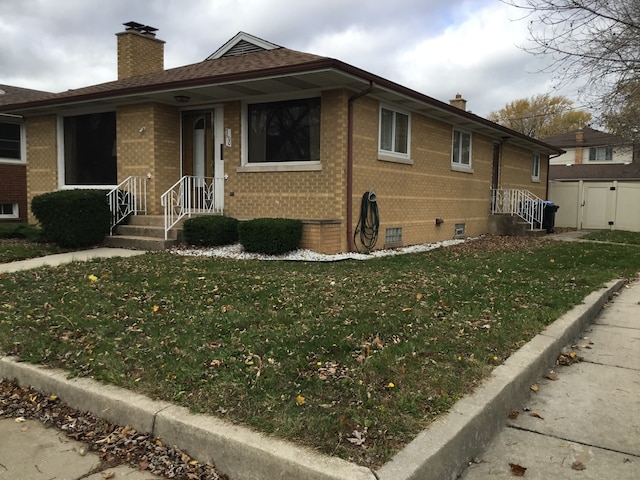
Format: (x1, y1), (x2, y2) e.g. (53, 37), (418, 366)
(0, 247), (146, 273)
(460, 280), (640, 479)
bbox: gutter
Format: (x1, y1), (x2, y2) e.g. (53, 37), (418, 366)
(347, 81), (375, 253)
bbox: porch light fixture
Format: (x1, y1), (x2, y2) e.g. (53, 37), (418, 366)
(174, 95), (190, 103)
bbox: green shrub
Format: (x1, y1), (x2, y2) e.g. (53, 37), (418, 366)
(31, 190), (110, 248)
(238, 218), (303, 255)
(183, 215), (239, 246)
(0, 223), (43, 241)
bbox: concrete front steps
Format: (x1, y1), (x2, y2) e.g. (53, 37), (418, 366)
(489, 214), (548, 237)
(104, 215), (181, 251)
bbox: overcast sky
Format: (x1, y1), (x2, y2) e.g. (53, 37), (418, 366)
(1, 0), (584, 117)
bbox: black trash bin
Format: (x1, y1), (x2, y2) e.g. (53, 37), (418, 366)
(542, 201), (559, 233)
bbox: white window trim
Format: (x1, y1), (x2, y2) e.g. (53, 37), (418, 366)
(0, 202), (19, 219)
(239, 93), (322, 172)
(378, 105), (412, 163)
(588, 146), (614, 163)
(0, 117), (26, 165)
(532, 153), (541, 182)
(451, 128), (473, 172)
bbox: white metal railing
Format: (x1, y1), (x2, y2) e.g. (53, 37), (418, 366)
(161, 176), (223, 239)
(492, 188), (546, 230)
(107, 176), (147, 234)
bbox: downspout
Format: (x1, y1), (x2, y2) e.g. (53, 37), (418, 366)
(347, 81), (375, 252)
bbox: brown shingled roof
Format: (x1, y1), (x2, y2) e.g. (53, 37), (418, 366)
(543, 126), (629, 148)
(550, 162), (640, 181)
(0, 48), (329, 110)
(0, 84), (53, 106)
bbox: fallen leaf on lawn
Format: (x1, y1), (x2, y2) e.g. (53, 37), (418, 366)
(571, 461), (586, 471)
(347, 430), (366, 446)
(508, 411), (519, 420)
(101, 472), (115, 480)
(545, 372), (558, 381)
(509, 462), (527, 476)
(530, 384), (539, 393)
(296, 395), (305, 406)
(529, 411), (544, 419)
(20, 426), (29, 432)
(139, 459), (149, 470)
(15, 417), (26, 423)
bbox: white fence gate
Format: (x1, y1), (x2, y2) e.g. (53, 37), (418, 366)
(548, 181), (640, 232)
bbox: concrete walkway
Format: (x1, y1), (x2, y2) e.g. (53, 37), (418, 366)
(459, 280), (640, 479)
(1, 238), (638, 479)
(0, 247), (146, 273)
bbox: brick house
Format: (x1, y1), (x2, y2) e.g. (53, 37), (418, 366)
(0, 24), (561, 252)
(0, 85), (51, 223)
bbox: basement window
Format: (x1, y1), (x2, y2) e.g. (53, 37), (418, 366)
(385, 227), (403, 247)
(0, 202), (18, 219)
(454, 223), (465, 237)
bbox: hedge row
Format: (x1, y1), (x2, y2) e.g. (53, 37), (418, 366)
(184, 216), (302, 255)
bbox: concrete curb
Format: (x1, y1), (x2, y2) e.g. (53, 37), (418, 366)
(0, 279), (623, 480)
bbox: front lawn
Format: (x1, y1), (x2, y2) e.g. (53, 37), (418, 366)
(2, 235), (640, 467)
(581, 229), (640, 245)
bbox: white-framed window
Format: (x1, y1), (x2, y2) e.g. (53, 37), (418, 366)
(452, 129), (472, 168)
(0, 202), (19, 219)
(379, 106), (410, 160)
(589, 146), (613, 162)
(532, 153), (541, 181)
(246, 97), (320, 164)
(0, 118), (25, 164)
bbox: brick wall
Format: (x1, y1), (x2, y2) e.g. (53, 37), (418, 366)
(116, 31), (164, 80)
(501, 143), (548, 199)
(25, 115), (58, 223)
(116, 103), (180, 214)
(349, 97), (495, 248)
(0, 164), (27, 222)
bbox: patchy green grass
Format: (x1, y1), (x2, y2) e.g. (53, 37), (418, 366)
(581, 229), (640, 246)
(0, 239), (66, 263)
(2, 236), (640, 467)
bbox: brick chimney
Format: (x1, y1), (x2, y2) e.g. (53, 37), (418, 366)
(116, 22), (165, 80)
(450, 93), (467, 111)
(574, 129), (584, 164)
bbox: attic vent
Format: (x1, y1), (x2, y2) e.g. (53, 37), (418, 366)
(222, 39), (268, 57)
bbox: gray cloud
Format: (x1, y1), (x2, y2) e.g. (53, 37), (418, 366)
(0, 0), (584, 116)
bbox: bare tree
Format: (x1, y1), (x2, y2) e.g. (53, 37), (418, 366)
(505, 0), (640, 139)
(506, 0), (640, 90)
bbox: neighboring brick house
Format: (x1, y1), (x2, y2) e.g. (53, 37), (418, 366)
(545, 127), (640, 231)
(0, 85), (51, 223)
(0, 24), (561, 252)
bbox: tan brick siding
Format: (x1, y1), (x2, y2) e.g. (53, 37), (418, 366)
(25, 115), (58, 223)
(349, 97), (494, 249)
(116, 32), (164, 80)
(117, 103), (180, 214)
(500, 143), (548, 199)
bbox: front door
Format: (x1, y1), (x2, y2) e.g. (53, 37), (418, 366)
(181, 108), (224, 211)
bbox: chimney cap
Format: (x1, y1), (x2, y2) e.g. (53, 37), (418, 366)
(123, 21), (158, 35)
